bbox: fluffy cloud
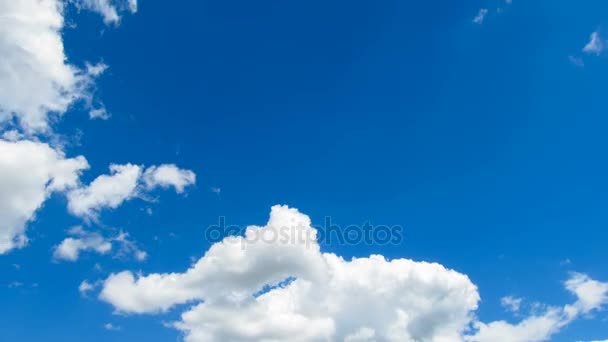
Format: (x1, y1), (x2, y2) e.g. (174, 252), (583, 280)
(54, 226), (146, 262)
(0, 0), (110, 132)
(54, 226), (113, 261)
(100, 205), (480, 341)
(73, 0), (138, 25)
(142, 164), (197, 193)
(67, 164), (195, 219)
(0, 139), (88, 254)
(67, 164), (142, 219)
(583, 31), (605, 56)
(98, 206), (608, 342)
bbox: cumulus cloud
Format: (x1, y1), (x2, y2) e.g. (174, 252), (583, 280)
(0, 0), (112, 132)
(143, 164), (197, 193)
(97, 205), (608, 342)
(73, 0), (138, 25)
(54, 226), (146, 262)
(67, 164), (195, 219)
(0, 139), (88, 254)
(583, 31), (605, 56)
(473, 9), (488, 24)
(67, 164), (142, 219)
(100, 205), (480, 341)
(54, 226), (112, 261)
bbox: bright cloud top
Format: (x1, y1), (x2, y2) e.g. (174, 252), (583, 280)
(98, 206), (608, 342)
(67, 163), (196, 219)
(0, 139), (88, 254)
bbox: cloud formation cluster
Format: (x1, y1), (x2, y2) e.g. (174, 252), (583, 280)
(54, 226), (147, 262)
(67, 163), (195, 220)
(99, 206), (608, 342)
(0, 0), (192, 256)
(0, 139), (88, 253)
(0, 137), (195, 255)
(0, 0), (113, 132)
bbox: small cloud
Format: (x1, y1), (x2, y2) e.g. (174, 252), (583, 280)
(473, 8), (488, 24)
(8, 281), (23, 289)
(89, 107), (111, 120)
(79, 280), (96, 296)
(127, 0), (137, 13)
(104, 323), (121, 331)
(568, 56), (585, 67)
(583, 31), (605, 56)
(54, 227), (146, 262)
(135, 250), (148, 261)
(505, 0), (512, 4)
(12, 263), (20, 270)
(211, 187), (221, 195)
(53, 227), (113, 262)
(501, 296), (523, 313)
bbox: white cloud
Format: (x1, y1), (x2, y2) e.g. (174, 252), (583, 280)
(0, 139), (88, 254)
(583, 31), (605, 56)
(67, 163), (196, 219)
(113, 231), (147, 261)
(98, 205), (608, 342)
(73, 0), (137, 25)
(54, 226), (112, 261)
(143, 164), (197, 193)
(79, 280), (96, 296)
(104, 323), (121, 331)
(473, 9), (488, 24)
(565, 273), (608, 312)
(127, 0), (137, 13)
(501, 296), (523, 313)
(0, 0), (109, 132)
(89, 108), (111, 120)
(67, 164), (142, 219)
(466, 273), (608, 342)
(54, 227), (146, 262)
(100, 205), (480, 341)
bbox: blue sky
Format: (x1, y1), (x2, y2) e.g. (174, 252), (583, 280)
(2, 0), (608, 341)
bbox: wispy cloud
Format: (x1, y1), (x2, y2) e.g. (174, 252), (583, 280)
(473, 8), (489, 24)
(583, 31), (605, 56)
